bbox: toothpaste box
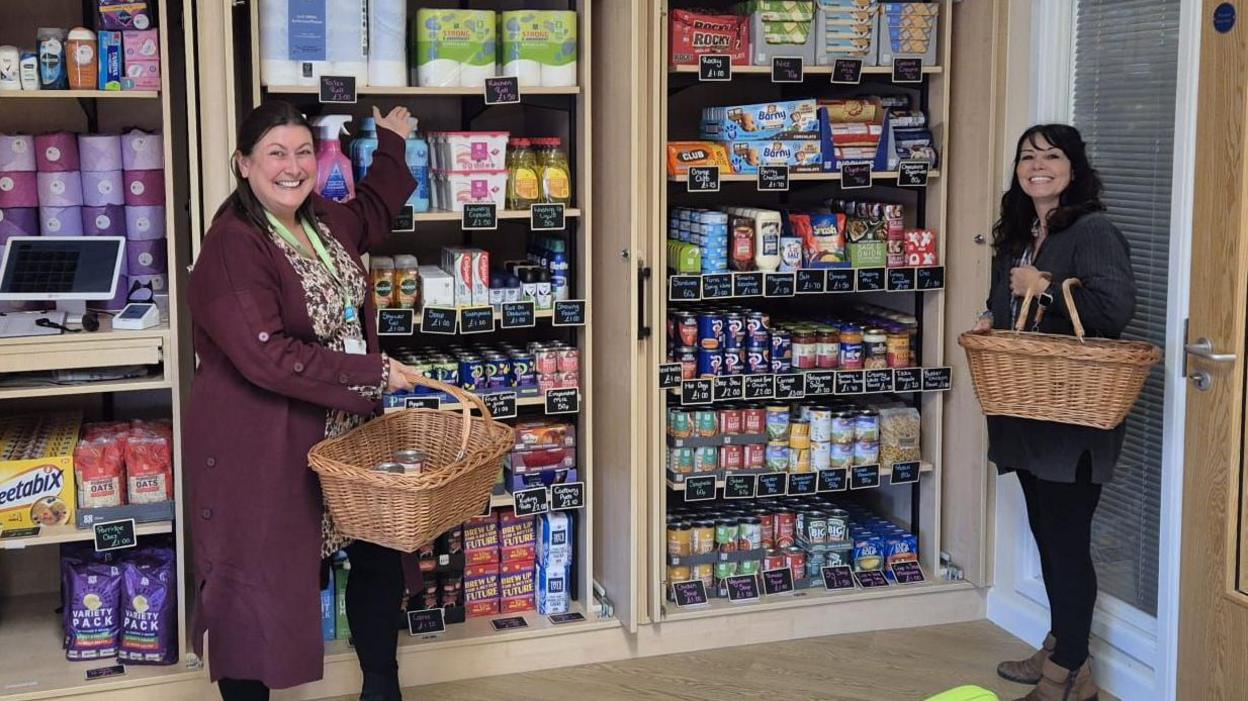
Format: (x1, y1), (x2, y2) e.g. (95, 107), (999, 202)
(499, 559), (536, 613)
(97, 32), (124, 90)
(464, 562), (500, 618)
(726, 140), (823, 174)
(418, 265), (454, 307)
(536, 562), (570, 615)
(0, 412), (81, 531)
(441, 249), (474, 307)
(471, 249), (490, 306)
(537, 512), (573, 568)
(701, 99), (820, 142)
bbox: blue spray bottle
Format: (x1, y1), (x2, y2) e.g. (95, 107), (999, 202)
(405, 117), (430, 213)
(352, 117), (379, 182)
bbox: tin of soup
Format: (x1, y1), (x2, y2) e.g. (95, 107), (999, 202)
(785, 547), (807, 580)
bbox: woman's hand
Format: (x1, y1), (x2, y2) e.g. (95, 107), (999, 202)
(970, 316), (993, 335)
(373, 106), (413, 140)
(386, 357), (417, 393)
(1009, 265), (1051, 297)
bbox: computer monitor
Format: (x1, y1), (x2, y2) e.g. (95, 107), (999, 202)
(0, 236), (125, 320)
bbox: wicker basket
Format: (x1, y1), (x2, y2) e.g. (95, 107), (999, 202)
(308, 375), (513, 552)
(958, 278), (1162, 430)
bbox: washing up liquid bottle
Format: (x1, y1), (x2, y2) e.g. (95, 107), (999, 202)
(312, 114), (355, 203)
(352, 117), (379, 181)
(405, 117), (430, 213)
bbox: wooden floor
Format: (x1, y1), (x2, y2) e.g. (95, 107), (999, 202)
(318, 620), (1098, 701)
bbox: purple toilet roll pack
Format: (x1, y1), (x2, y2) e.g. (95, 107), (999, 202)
(126, 238), (166, 276)
(0, 135), (36, 171)
(125, 205), (164, 240)
(124, 170), (164, 206)
(37, 171), (84, 207)
(41, 206), (85, 236)
(0, 172), (38, 208)
(0, 207), (38, 236)
(121, 130), (163, 171)
(79, 134), (124, 172)
(83, 171), (125, 207)
(35, 132), (80, 172)
(83, 205), (126, 236)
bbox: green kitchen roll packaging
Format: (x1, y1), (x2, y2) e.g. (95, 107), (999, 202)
(412, 9), (497, 88)
(499, 11), (578, 88)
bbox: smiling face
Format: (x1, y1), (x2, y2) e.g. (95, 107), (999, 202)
(1016, 134), (1073, 207)
(235, 124), (316, 221)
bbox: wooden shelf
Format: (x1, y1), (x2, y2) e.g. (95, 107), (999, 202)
(669, 170), (941, 183)
(0, 322), (168, 375)
(0, 90), (160, 100)
(406, 208), (582, 223)
(0, 521), (174, 551)
(669, 64), (943, 77)
(662, 571), (969, 622)
(325, 602), (615, 658)
(0, 375), (170, 402)
(0, 592), (201, 700)
(666, 462), (934, 493)
(385, 394), (548, 414)
(264, 85), (580, 97)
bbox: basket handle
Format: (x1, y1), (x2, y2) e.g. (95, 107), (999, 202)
(1013, 276), (1084, 340)
(399, 371), (494, 460)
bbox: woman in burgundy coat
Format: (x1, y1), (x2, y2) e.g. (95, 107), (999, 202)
(185, 101), (418, 701)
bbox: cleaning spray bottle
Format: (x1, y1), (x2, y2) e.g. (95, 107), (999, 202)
(311, 114), (355, 203)
(351, 117), (378, 181)
(404, 116), (430, 213)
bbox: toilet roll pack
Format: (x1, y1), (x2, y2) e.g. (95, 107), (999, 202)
(0, 130), (167, 294)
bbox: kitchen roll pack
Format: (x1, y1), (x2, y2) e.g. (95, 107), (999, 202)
(124, 169), (165, 206)
(500, 11), (578, 88)
(259, 0), (369, 86)
(83, 171), (124, 206)
(41, 206), (84, 235)
(413, 9), (497, 88)
(368, 0), (406, 86)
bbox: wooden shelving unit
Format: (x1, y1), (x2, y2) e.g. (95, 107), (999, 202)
(405, 208), (582, 223)
(668, 170), (941, 183)
(0, 1), (199, 698)
(668, 64), (944, 76)
(265, 85), (580, 97)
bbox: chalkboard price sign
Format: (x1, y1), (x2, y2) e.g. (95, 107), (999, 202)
(787, 472), (817, 496)
(687, 166), (721, 193)
(319, 75), (356, 104)
(733, 272), (764, 297)
(916, 266), (945, 290)
(681, 379), (714, 406)
(891, 560), (926, 584)
(725, 574), (761, 602)
(404, 396), (441, 411)
(85, 665), (126, 681)
(774, 373), (806, 400)
(553, 300), (587, 326)
(500, 301), (537, 329)
(764, 272), (796, 298)
(481, 391), (517, 420)
(856, 268), (886, 292)
(757, 473), (788, 498)
(887, 268), (916, 292)
(713, 375), (745, 402)
(93, 518), (137, 553)
(551, 482), (586, 511)
(671, 579), (710, 607)
(840, 162), (873, 189)
(831, 58), (864, 85)
(407, 608), (446, 637)
(744, 374), (776, 400)
(771, 56), (803, 83)
(659, 363), (684, 390)
(491, 616), (529, 631)
(922, 367), (953, 392)
(420, 306), (457, 334)
(549, 612), (586, 625)
(890, 461), (922, 486)
(0, 526), (40, 540)
(855, 570), (891, 588)
(530, 203), (566, 231)
(724, 474), (757, 500)
(822, 565), (857, 591)
(835, 370), (865, 396)
(898, 160), (931, 188)
(683, 475), (718, 502)
(892, 58), (924, 84)
(544, 388), (580, 415)
(758, 165), (790, 192)
(393, 205), (415, 232)
(850, 464), (881, 490)
(484, 76), (521, 105)
(377, 308), (415, 336)
(670, 275), (703, 301)
(894, 368), (924, 393)
(698, 54), (732, 82)
(462, 203), (498, 231)
(864, 369), (895, 394)
(762, 567), (795, 596)
(701, 273), (734, 300)
(512, 487), (549, 517)
(795, 269), (825, 294)
(804, 371), (835, 397)
(818, 468), (848, 493)
(459, 306), (496, 335)
(827, 268), (855, 292)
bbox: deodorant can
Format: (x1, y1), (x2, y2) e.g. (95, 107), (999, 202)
(37, 28), (68, 89)
(66, 27), (97, 90)
(0, 46), (20, 91)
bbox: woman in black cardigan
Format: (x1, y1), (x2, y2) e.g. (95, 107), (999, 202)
(973, 124), (1136, 701)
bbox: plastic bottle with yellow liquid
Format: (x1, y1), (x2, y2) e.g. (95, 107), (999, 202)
(536, 138), (572, 205)
(506, 138), (540, 210)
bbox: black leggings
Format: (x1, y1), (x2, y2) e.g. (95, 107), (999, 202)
(218, 541), (405, 701)
(1017, 457), (1103, 670)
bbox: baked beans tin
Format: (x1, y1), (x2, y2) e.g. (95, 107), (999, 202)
(743, 406), (767, 434)
(810, 441), (832, 471)
(785, 547), (807, 580)
(743, 442), (766, 469)
(697, 347), (724, 377)
(765, 441), (790, 471)
(775, 511), (796, 548)
(738, 517), (763, 551)
(697, 312), (725, 349)
(765, 405), (790, 441)
(719, 408), (742, 435)
(831, 412), (856, 444)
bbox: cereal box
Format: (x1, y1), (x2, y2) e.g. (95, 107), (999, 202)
(0, 412), (81, 530)
(499, 559), (535, 613)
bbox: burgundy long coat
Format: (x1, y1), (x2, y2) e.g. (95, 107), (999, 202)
(185, 128), (414, 688)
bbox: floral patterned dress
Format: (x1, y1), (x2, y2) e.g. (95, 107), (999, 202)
(267, 219), (385, 557)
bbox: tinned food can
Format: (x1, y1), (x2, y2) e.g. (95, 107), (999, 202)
(693, 446), (719, 473)
(694, 410), (719, 438)
(722, 347), (745, 375)
(757, 510), (775, 549)
(827, 509), (850, 543)
(785, 547), (807, 580)
(668, 448), (694, 475)
(765, 405), (791, 441)
(714, 561), (738, 580)
(697, 347), (724, 377)
(804, 511), (828, 545)
(724, 312), (746, 349)
(675, 346), (698, 380)
(719, 444), (744, 471)
(746, 340), (770, 374)
(743, 442), (766, 469)
(765, 441), (790, 471)
(775, 510), (796, 548)
(743, 406), (767, 434)
(831, 412), (856, 444)
(810, 440), (832, 471)
(510, 352), (536, 387)
(393, 450), (426, 474)
(716, 518), (739, 553)
(719, 408), (743, 435)
(737, 516), (763, 551)
(763, 549), (788, 573)
(668, 408), (693, 438)
(697, 312), (725, 349)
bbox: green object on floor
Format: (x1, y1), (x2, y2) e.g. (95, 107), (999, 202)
(925, 685), (1000, 701)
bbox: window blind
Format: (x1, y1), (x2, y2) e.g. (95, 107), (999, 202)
(1070, 0), (1180, 617)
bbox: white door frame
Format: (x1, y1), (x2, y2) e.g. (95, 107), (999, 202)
(985, 1), (1199, 699)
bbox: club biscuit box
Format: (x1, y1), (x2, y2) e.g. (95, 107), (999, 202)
(0, 412), (81, 530)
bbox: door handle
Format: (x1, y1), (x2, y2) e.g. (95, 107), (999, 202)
(1184, 337), (1237, 363)
(637, 264), (652, 340)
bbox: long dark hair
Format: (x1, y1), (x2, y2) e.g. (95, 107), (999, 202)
(992, 124), (1105, 258)
(213, 100), (318, 232)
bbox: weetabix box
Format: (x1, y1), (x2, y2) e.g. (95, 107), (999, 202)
(0, 412), (81, 531)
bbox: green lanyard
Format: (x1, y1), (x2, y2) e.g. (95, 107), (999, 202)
(266, 211), (359, 325)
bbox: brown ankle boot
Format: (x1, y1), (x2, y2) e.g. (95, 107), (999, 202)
(997, 633), (1056, 684)
(1013, 658), (1099, 701)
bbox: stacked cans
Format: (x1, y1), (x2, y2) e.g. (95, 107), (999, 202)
(389, 341), (579, 393)
(667, 306), (790, 379)
(666, 404), (768, 477)
(668, 206), (729, 274)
